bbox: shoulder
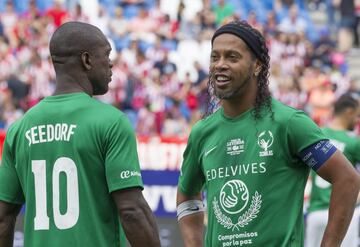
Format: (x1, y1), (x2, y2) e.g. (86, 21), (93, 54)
(5, 119), (23, 140)
(271, 99), (306, 121)
(91, 99), (132, 130)
(87, 98), (129, 124)
(189, 109), (221, 138)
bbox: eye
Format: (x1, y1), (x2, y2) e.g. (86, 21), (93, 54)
(210, 54), (218, 62)
(228, 54), (240, 62)
(229, 53), (239, 58)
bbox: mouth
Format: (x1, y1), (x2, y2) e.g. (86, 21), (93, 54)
(214, 74), (231, 87)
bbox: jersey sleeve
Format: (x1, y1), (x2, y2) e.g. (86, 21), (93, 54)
(0, 130), (24, 204)
(178, 127), (205, 196)
(104, 115), (144, 193)
(287, 111), (329, 160)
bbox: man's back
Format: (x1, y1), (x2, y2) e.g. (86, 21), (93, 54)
(0, 92), (143, 246)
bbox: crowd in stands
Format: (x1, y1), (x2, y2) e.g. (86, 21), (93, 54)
(0, 0), (358, 136)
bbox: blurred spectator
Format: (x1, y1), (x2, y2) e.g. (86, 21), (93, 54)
(273, 76), (307, 109)
(145, 35), (166, 63)
(338, 0), (356, 51)
(154, 50), (177, 76)
(324, 0), (339, 36)
(0, 1), (17, 40)
(0, 21), (3, 37)
(213, 0), (234, 25)
(162, 100), (189, 137)
(93, 6), (110, 36)
(193, 61), (207, 86)
(22, 0), (42, 21)
(128, 7), (157, 43)
(264, 11), (278, 38)
(0, 89), (23, 129)
(69, 3), (89, 22)
(355, 0), (360, 47)
(198, 0), (216, 30)
(247, 11), (262, 31)
(6, 74), (29, 111)
(279, 4), (307, 34)
(308, 80), (336, 126)
(24, 51), (54, 107)
(149, 0), (165, 24)
(45, 0), (69, 27)
(122, 39), (140, 67)
(109, 7), (128, 39)
(157, 14), (178, 41)
(136, 103), (157, 136)
(133, 49), (152, 78)
(313, 28), (336, 68)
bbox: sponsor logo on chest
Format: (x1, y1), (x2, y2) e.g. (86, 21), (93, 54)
(226, 138), (245, 156)
(221, 130), (275, 158)
(257, 130), (274, 157)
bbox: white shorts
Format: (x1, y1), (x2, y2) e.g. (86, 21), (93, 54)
(305, 206), (360, 247)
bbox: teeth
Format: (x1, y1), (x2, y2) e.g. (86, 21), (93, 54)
(216, 76), (229, 81)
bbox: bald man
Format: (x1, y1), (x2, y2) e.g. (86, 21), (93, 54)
(0, 22), (160, 247)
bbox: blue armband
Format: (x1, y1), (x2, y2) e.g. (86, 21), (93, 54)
(299, 140), (337, 171)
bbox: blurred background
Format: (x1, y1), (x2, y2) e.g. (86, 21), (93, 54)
(0, 0), (359, 246)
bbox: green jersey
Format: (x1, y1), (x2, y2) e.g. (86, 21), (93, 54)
(0, 93), (143, 247)
(308, 127), (360, 212)
(178, 99), (327, 247)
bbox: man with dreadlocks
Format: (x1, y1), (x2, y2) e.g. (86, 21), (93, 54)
(176, 20), (360, 247)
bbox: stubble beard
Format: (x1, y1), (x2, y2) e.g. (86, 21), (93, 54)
(213, 73), (252, 100)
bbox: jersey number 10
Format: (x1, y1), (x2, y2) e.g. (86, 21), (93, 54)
(32, 157), (79, 230)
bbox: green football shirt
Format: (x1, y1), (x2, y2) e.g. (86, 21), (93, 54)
(178, 99), (327, 247)
(0, 93), (143, 247)
(308, 127), (360, 213)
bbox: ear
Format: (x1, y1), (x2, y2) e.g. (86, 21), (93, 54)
(254, 60), (262, 77)
(80, 52), (92, 70)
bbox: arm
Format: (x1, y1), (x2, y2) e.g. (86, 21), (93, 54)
(111, 187), (160, 247)
(0, 201), (21, 247)
(176, 189), (204, 247)
(317, 150), (360, 247)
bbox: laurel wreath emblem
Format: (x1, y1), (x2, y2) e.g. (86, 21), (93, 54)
(213, 191), (262, 231)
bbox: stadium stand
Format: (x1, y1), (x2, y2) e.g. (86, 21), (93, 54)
(0, 0), (357, 134)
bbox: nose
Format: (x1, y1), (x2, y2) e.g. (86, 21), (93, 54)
(213, 57), (228, 71)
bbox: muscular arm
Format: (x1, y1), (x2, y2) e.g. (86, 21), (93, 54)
(176, 189), (204, 247)
(111, 187), (160, 247)
(0, 201), (21, 247)
(317, 150), (360, 247)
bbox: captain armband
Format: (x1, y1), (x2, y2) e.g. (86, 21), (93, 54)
(299, 139), (337, 171)
(177, 200), (205, 221)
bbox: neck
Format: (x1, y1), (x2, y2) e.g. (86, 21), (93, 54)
(329, 116), (348, 131)
(53, 72), (93, 96)
(221, 79), (258, 118)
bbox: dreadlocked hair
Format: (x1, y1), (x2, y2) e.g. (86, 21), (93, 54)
(204, 20), (272, 120)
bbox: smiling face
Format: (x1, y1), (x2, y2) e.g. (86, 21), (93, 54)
(210, 33), (259, 100)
